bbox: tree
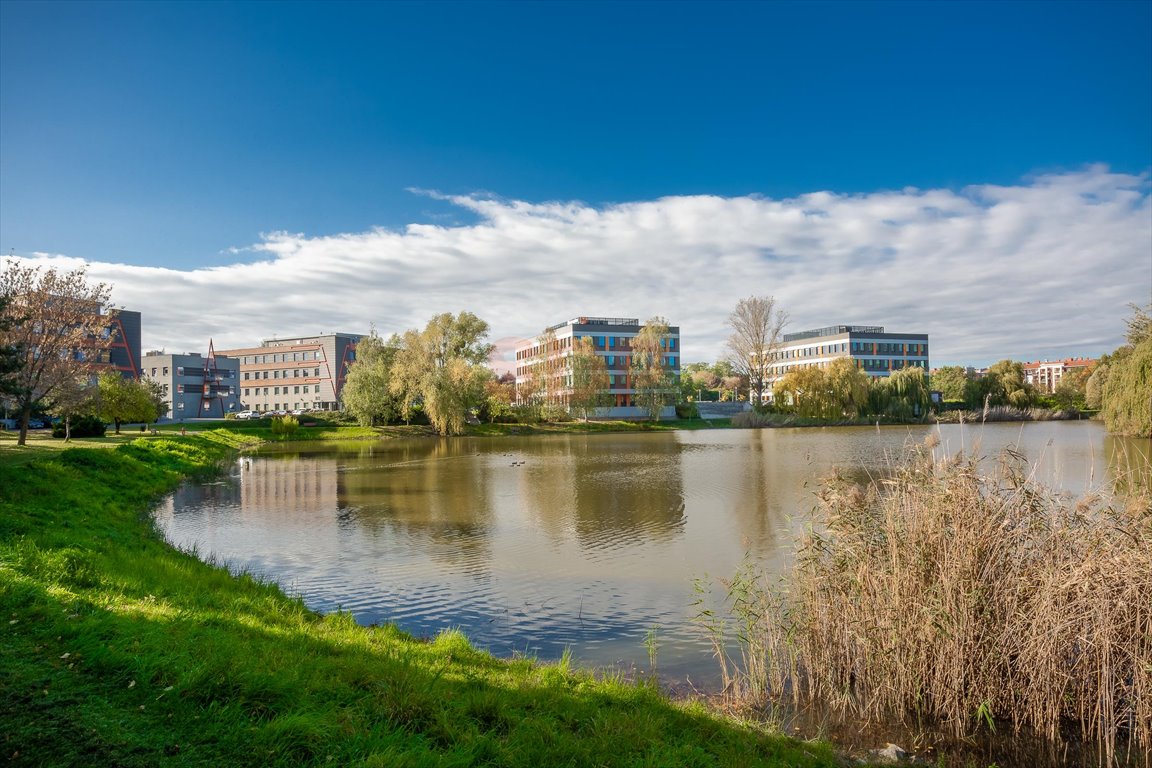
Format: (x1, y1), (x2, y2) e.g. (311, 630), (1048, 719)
(341, 331), (402, 426)
(46, 374), (98, 442)
(690, 368), (719, 401)
(773, 367), (829, 418)
(630, 316), (675, 421)
(1051, 366), (1091, 411)
(479, 372), (516, 424)
(391, 312), (494, 435)
(97, 371), (159, 434)
(0, 261), (115, 445)
(825, 357), (871, 418)
(0, 293), (24, 400)
(930, 366), (970, 403)
(883, 366), (932, 419)
(1099, 304), (1152, 437)
(568, 336), (610, 421)
(1100, 336), (1151, 437)
(982, 360), (1036, 409)
(726, 296), (788, 405)
(1085, 363), (1109, 410)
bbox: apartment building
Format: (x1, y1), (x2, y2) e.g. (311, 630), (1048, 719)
(218, 333), (363, 413)
(514, 316), (681, 419)
(142, 345), (240, 420)
(765, 324), (930, 400)
(1021, 357), (1095, 393)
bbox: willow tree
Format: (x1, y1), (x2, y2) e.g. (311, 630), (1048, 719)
(568, 336), (610, 421)
(726, 295), (788, 404)
(630, 316), (676, 421)
(341, 331), (403, 426)
(0, 261), (115, 445)
(391, 311), (493, 435)
(883, 366), (932, 420)
(1100, 304), (1152, 437)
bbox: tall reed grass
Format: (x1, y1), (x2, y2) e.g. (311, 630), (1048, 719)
(699, 438), (1152, 765)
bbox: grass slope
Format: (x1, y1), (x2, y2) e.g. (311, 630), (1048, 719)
(0, 434), (837, 767)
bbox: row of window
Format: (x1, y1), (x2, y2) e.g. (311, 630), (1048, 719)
(243, 385), (323, 396)
(174, 384), (236, 395)
(243, 368), (322, 381)
(240, 350), (323, 364)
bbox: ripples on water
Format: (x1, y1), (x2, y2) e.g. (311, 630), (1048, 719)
(155, 421), (1130, 687)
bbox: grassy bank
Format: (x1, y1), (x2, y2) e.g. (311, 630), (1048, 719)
(0, 434), (838, 767)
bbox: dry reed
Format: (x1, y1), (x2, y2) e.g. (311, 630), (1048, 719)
(705, 438), (1152, 765)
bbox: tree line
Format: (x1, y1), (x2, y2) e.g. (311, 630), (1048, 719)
(4, 260), (1147, 439)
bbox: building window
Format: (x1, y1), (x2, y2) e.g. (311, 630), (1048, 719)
(176, 384), (184, 393)
(314, 385), (320, 393)
(294, 386), (299, 394)
(163, 367), (169, 375)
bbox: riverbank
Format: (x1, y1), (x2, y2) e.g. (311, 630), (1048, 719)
(0, 434), (840, 767)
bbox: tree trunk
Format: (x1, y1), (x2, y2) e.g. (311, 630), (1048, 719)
(65, 414), (72, 442)
(114, 418), (122, 435)
(17, 402), (31, 446)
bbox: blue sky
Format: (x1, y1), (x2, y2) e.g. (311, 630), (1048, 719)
(2, 0), (1150, 366)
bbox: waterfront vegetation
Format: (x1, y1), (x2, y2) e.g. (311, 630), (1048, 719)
(0, 433), (840, 767)
(698, 437), (1152, 766)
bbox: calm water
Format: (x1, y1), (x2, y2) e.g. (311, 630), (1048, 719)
(155, 420), (1144, 687)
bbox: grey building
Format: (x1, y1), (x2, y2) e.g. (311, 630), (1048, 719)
(219, 333), (364, 413)
(764, 324), (930, 401)
(142, 348), (241, 420)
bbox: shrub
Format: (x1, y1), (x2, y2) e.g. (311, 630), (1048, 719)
(52, 415), (106, 438)
(675, 402), (699, 419)
(269, 415), (300, 439)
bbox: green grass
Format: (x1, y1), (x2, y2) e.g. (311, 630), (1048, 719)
(0, 434), (840, 767)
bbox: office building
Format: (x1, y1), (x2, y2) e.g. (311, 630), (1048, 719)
(142, 343), (240, 420)
(765, 325), (930, 401)
(218, 333), (363, 413)
(514, 316), (681, 419)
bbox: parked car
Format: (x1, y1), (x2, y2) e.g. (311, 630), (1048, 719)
(233, 411), (257, 420)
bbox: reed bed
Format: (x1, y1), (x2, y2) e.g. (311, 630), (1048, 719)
(701, 438), (1152, 765)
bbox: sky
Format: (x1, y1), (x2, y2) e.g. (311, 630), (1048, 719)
(2, 0), (1150, 369)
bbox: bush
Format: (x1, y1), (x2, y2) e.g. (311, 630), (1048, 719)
(52, 415), (106, 438)
(675, 402), (699, 419)
(269, 415), (300, 439)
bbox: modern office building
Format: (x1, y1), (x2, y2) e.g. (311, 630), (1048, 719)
(218, 333), (363, 413)
(764, 325), (930, 401)
(1021, 357), (1095, 393)
(514, 316), (681, 419)
(142, 343), (241, 420)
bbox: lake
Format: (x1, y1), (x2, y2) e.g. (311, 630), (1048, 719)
(155, 420), (1145, 688)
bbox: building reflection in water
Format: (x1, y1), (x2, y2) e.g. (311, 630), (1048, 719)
(155, 421), (1133, 686)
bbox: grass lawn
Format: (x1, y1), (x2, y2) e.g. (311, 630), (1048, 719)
(0, 433), (840, 767)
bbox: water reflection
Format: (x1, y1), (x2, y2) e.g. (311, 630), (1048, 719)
(154, 421), (1145, 688)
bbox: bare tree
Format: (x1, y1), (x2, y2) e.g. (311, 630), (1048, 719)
(725, 296), (788, 405)
(1, 261), (115, 445)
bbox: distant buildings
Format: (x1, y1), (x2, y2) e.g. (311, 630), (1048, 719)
(143, 344), (240, 420)
(103, 309), (142, 379)
(514, 317), (681, 419)
(765, 324), (930, 401)
(218, 333), (363, 413)
(1021, 357), (1096, 393)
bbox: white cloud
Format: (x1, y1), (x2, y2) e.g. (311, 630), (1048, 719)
(15, 166), (1151, 368)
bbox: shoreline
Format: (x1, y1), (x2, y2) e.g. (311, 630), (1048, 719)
(0, 433), (841, 767)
